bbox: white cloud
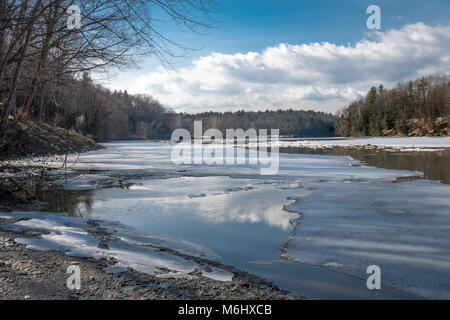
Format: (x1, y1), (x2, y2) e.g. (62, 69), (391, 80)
(108, 23), (450, 113)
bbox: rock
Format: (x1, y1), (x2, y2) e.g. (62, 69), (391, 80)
(98, 242), (109, 250)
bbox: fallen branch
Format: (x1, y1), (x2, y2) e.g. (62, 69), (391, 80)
(9, 177), (36, 199)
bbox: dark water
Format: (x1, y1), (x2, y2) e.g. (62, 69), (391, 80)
(279, 147), (450, 184)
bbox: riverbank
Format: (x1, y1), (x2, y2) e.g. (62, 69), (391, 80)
(0, 120), (102, 160)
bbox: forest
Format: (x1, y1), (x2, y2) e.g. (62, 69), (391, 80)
(175, 110), (335, 138)
(0, 0), (335, 146)
(0, 0), (215, 145)
(6, 73), (335, 140)
(336, 76), (450, 137)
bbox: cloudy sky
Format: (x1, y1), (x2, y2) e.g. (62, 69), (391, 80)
(104, 0), (450, 114)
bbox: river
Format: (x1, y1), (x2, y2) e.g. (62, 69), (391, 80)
(35, 140), (450, 299)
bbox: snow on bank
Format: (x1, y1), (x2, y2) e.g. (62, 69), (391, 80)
(284, 179), (450, 299)
(249, 136), (450, 151)
(0, 212), (232, 282)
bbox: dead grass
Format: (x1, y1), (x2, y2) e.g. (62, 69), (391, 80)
(0, 120), (102, 160)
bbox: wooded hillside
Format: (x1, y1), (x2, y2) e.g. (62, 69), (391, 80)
(176, 110), (335, 138)
(336, 76), (450, 137)
(0, 0), (215, 145)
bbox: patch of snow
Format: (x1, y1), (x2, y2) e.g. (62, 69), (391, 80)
(395, 148), (446, 152)
(249, 136), (450, 150)
(97, 220), (222, 262)
(201, 266), (236, 282)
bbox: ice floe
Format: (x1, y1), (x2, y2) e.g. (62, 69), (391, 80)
(59, 142), (420, 183)
(247, 136), (450, 151)
(0, 212), (233, 282)
(283, 179), (450, 299)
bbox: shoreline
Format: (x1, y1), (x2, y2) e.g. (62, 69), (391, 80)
(247, 136), (450, 152)
(0, 207), (300, 300)
(0, 162), (301, 300)
(0, 227), (298, 300)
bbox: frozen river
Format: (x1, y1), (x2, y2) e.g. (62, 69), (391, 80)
(38, 140), (450, 299)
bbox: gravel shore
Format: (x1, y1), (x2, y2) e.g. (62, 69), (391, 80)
(0, 212), (301, 300)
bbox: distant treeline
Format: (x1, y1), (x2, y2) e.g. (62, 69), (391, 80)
(5, 66), (336, 141)
(336, 75), (450, 137)
(175, 110), (336, 138)
(73, 77), (336, 140)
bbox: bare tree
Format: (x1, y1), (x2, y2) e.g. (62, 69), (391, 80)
(0, 0), (219, 142)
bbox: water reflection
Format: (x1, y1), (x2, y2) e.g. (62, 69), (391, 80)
(36, 176), (303, 276)
(36, 187), (94, 217)
(45, 176), (302, 231)
(279, 147), (450, 184)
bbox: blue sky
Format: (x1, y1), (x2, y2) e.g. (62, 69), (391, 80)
(105, 0), (450, 113)
(189, 0), (449, 56)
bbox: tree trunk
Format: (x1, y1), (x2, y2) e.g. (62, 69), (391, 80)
(1, 5), (38, 142)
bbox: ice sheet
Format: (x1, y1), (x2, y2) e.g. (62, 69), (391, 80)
(249, 136), (450, 151)
(0, 212), (233, 281)
(60, 142), (420, 182)
(283, 179), (450, 299)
